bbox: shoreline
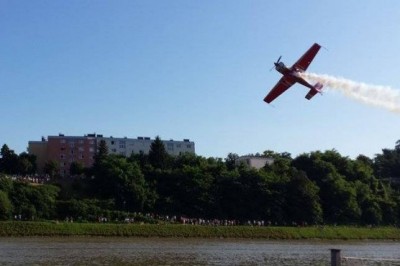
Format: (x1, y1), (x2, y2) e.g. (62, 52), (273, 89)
(0, 222), (400, 240)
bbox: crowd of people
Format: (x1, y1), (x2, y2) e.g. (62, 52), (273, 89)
(136, 213), (273, 226)
(9, 174), (50, 184)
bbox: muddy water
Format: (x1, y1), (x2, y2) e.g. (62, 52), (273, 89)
(0, 237), (399, 265)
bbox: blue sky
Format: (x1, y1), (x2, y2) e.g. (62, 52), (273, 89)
(2, 1), (400, 159)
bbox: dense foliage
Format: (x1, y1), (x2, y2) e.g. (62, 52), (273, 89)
(1, 141), (400, 225)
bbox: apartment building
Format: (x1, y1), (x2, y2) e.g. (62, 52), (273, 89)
(28, 134), (97, 176)
(28, 134), (195, 176)
(27, 137), (47, 173)
(98, 136), (195, 157)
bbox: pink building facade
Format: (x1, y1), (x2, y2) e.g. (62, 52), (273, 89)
(29, 134), (97, 177)
(47, 134), (97, 176)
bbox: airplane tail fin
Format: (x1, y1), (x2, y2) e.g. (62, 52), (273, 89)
(305, 82), (323, 100)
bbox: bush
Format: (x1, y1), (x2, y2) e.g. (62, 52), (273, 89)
(0, 190), (12, 220)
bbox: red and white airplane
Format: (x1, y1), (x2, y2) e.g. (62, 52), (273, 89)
(264, 43), (323, 104)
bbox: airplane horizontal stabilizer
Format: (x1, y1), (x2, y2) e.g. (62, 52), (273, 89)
(305, 82), (323, 100)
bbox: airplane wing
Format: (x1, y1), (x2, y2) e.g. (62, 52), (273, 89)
(264, 76), (296, 103)
(291, 43), (321, 71)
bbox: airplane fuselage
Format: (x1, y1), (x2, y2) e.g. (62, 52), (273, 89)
(264, 43), (322, 103)
(275, 62), (315, 90)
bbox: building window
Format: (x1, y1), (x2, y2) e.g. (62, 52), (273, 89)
(79, 140), (84, 144)
(60, 154), (65, 159)
(111, 141), (115, 145)
(79, 154), (84, 159)
(60, 139), (66, 144)
(119, 144), (125, 149)
(187, 145), (191, 148)
(177, 144), (181, 148)
(89, 147), (94, 152)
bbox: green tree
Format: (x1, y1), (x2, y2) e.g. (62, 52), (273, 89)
(0, 190), (12, 220)
(0, 174), (13, 192)
(43, 160), (59, 178)
(57, 199), (114, 221)
(33, 185), (60, 219)
(285, 171), (322, 224)
(9, 182), (36, 220)
(17, 152), (36, 175)
(292, 151), (363, 224)
(153, 154), (225, 218)
(263, 150), (280, 159)
(93, 155), (156, 211)
(233, 167), (271, 221)
(57, 199), (89, 220)
(86, 140), (110, 195)
(360, 197), (382, 225)
(212, 169), (240, 219)
(9, 182), (59, 220)
(374, 140), (400, 179)
(95, 140), (108, 162)
(70, 161), (85, 176)
(0, 144), (19, 174)
(322, 174), (361, 224)
(148, 136), (169, 169)
(264, 156), (292, 178)
(173, 166), (215, 217)
(225, 153), (239, 170)
(129, 150), (148, 169)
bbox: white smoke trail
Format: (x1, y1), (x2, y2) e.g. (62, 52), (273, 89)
(300, 72), (400, 113)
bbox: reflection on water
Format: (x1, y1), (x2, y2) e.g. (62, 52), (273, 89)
(0, 237), (399, 265)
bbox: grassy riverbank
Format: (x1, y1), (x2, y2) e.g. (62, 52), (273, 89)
(0, 222), (400, 239)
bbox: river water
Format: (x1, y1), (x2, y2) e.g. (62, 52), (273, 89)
(0, 237), (399, 265)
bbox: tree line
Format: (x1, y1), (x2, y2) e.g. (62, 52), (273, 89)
(1, 137), (400, 225)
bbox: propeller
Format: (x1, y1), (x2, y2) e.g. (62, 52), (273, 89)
(270, 56), (282, 71)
